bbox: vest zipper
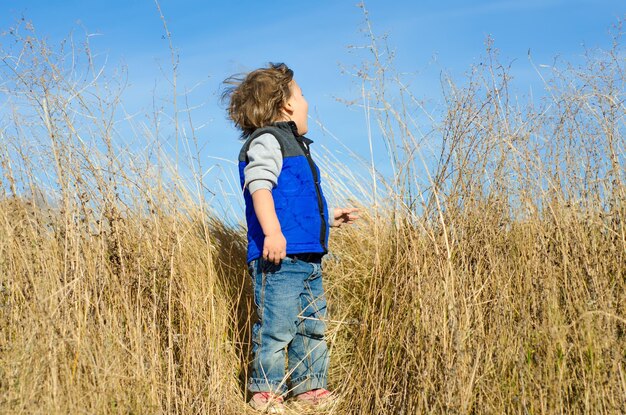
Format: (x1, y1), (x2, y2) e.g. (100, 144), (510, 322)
(297, 139), (327, 251)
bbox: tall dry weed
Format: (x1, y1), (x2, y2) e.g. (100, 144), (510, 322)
(318, 10), (625, 414)
(0, 23), (243, 414)
(0, 12), (625, 415)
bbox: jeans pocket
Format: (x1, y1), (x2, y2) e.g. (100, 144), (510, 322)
(308, 263), (323, 281)
(260, 258), (282, 274)
(248, 260), (257, 276)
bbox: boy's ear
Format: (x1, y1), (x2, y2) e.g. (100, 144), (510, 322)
(282, 99), (294, 116)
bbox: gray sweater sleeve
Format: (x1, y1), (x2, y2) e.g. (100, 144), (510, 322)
(243, 133), (283, 194)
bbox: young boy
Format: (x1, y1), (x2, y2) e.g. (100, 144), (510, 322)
(223, 63), (358, 413)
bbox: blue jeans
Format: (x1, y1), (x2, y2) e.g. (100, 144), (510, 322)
(247, 256), (329, 396)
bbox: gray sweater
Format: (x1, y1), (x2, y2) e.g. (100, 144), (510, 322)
(243, 133), (282, 194)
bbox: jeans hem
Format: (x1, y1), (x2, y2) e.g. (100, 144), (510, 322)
(290, 373), (328, 396)
(248, 378), (288, 395)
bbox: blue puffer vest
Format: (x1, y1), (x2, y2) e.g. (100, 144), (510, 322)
(238, 121), (330, 263)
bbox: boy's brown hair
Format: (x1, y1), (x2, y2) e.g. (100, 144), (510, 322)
(222, 62), (294, 138)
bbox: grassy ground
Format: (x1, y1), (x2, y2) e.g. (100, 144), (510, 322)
(1, 20), (625, 414)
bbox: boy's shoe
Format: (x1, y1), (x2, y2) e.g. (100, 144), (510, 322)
(293, 388), (337, 409)
(248, 392), (285, 414)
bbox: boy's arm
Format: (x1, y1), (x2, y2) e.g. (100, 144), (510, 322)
(244, 133), (286, 264)
(243, 133), (282, 191)
(251, 189), (286, 264)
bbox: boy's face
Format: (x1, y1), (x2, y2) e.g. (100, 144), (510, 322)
(283, 80), (309, 135)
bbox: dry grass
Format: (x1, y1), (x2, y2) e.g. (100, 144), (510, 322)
(1, 15), (625, 415)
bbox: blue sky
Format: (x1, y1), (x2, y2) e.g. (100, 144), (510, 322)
(2, 1), (625, 216)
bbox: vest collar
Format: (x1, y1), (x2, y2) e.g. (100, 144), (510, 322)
(272, 121), (314, 145)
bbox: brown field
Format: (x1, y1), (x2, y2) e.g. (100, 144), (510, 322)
(1, 19), (624, 414)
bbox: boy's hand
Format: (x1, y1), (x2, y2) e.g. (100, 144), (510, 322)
(332, 207), (360, 227)
(263, 231), (287, 264)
